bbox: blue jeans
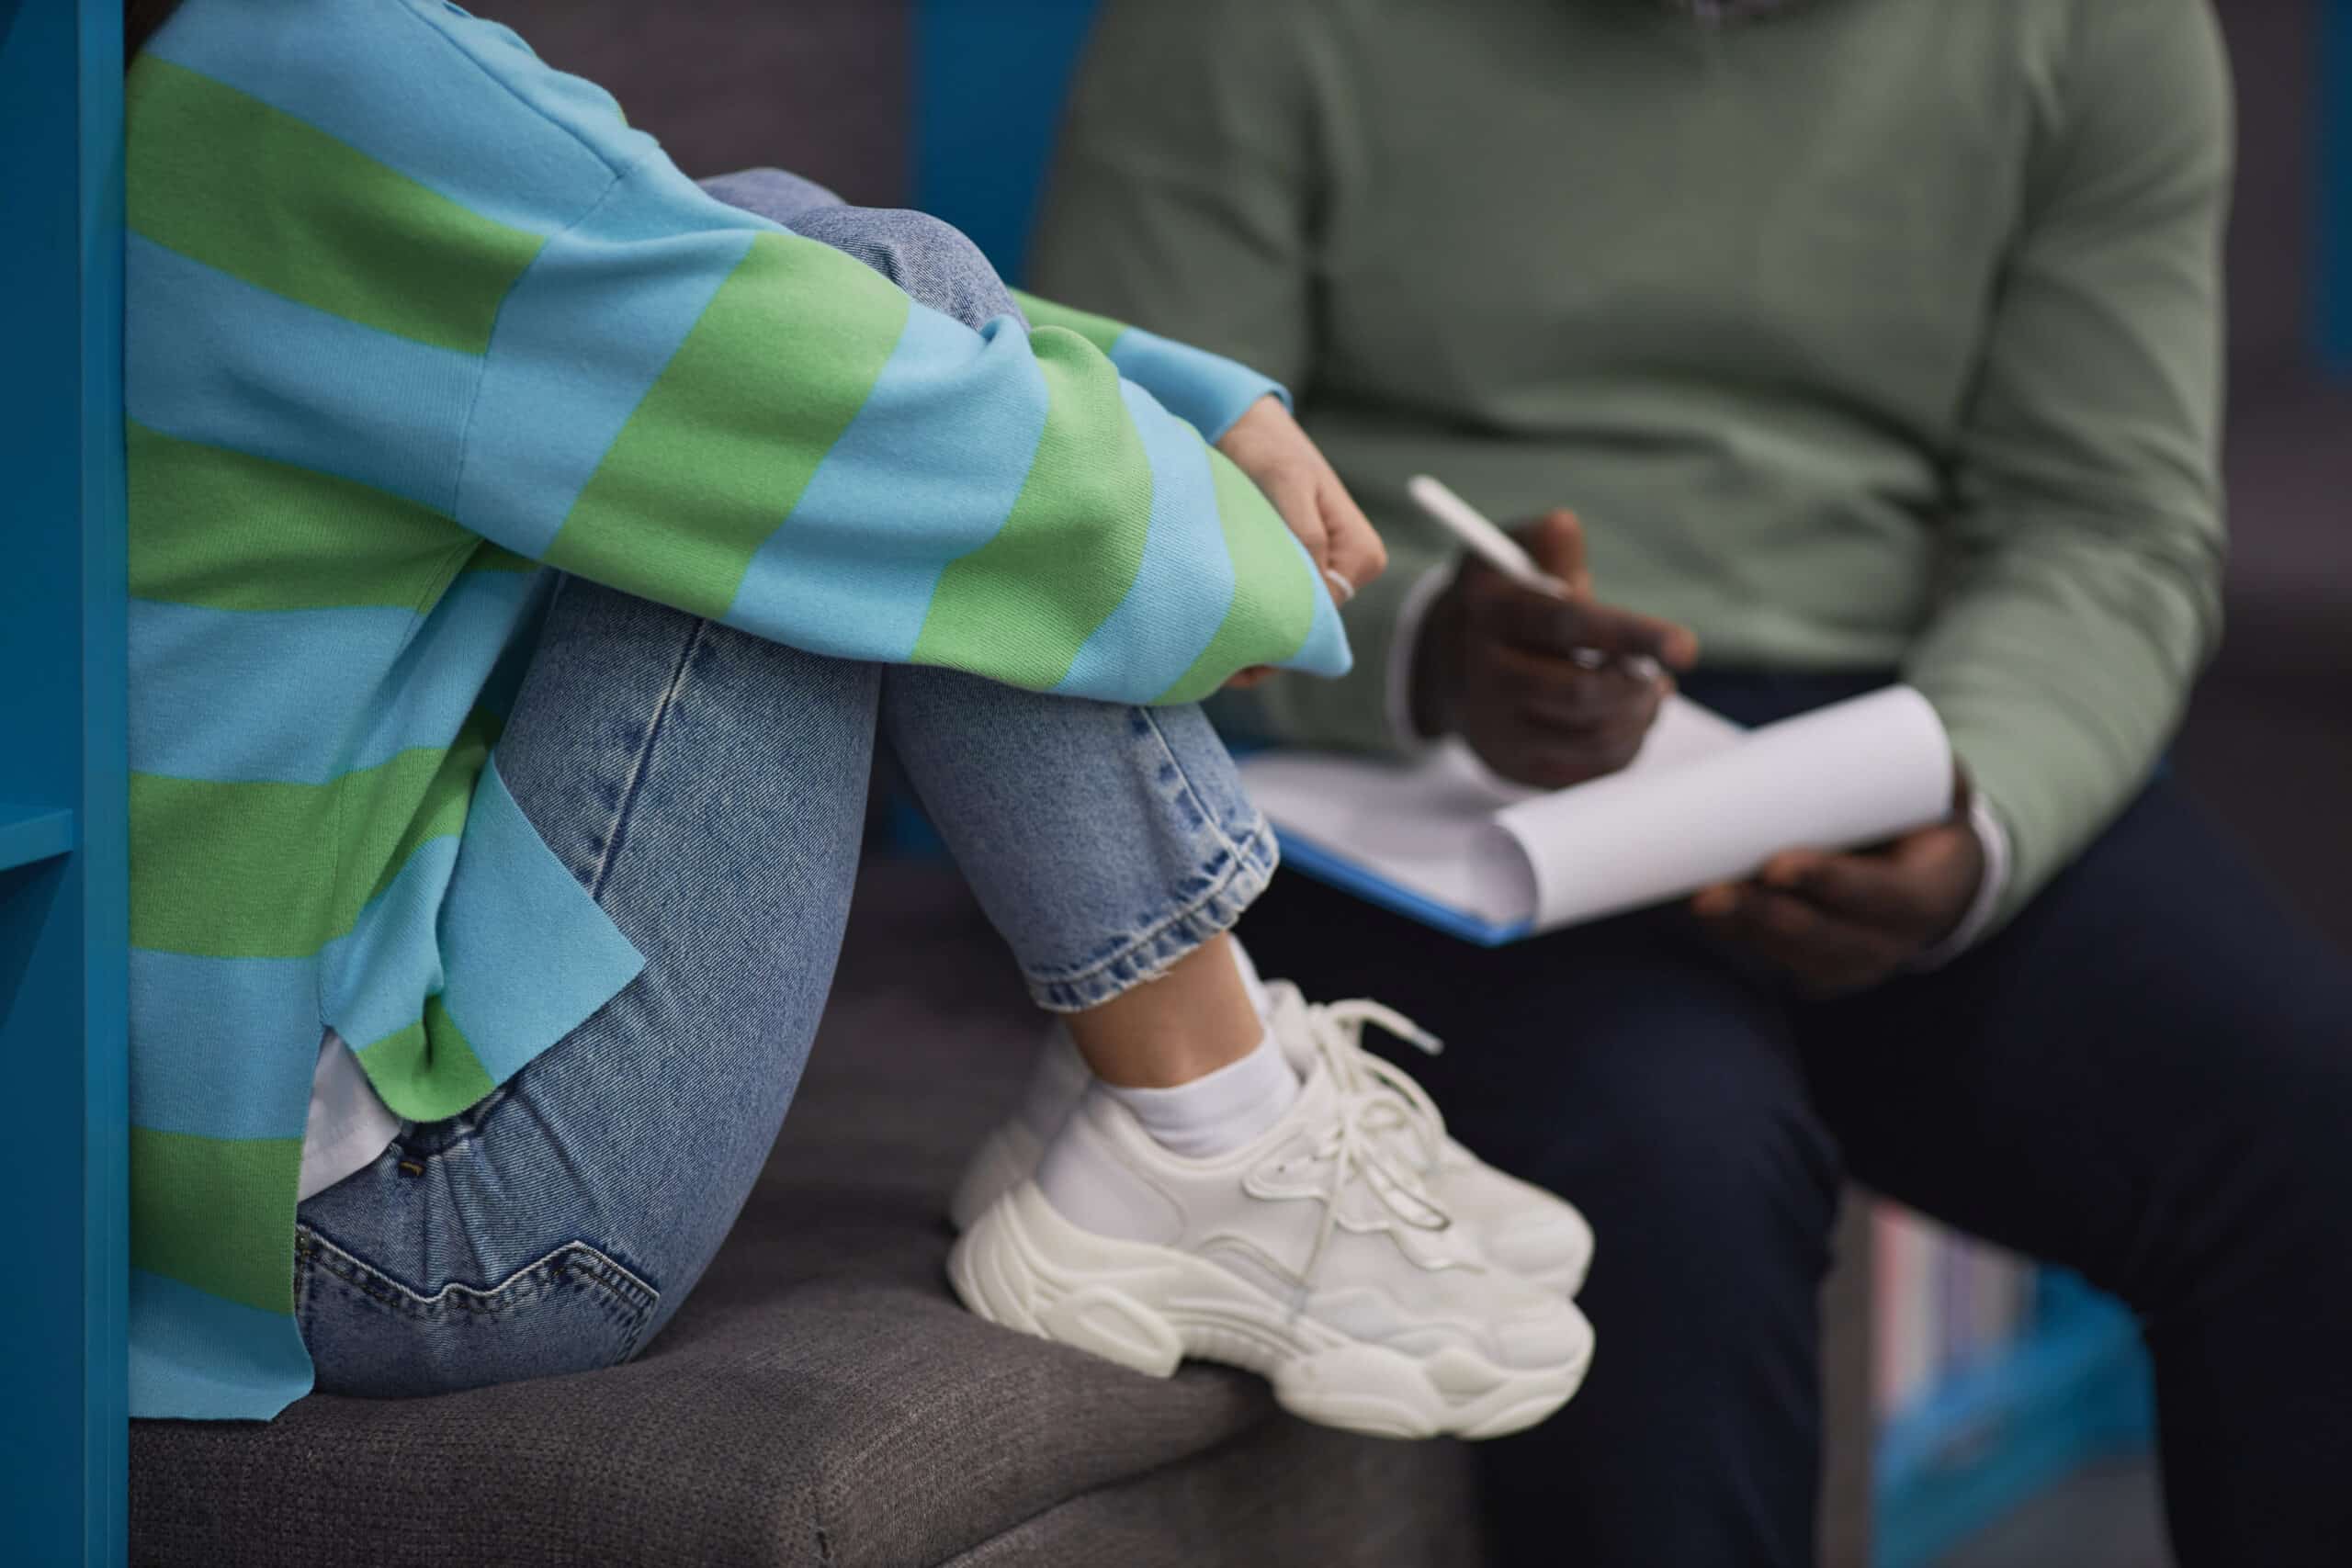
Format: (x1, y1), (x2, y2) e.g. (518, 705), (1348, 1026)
(292, 174), (1277, 1397)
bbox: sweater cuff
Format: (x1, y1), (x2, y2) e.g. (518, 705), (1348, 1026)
(1382, 561), (1459, 750)
(1204, 541), (1452, 756)
(1909, 794), (2013, 970)
(1106, 327), (1290, 444)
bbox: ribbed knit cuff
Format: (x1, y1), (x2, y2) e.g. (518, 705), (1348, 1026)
(1909, 793), (2013, 970)
(1205, 542), (1454, 757)
(1383, 561), (1459, 750)
(1107, 327), (1290, 444)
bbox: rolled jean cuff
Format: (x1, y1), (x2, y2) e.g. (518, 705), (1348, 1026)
(1021, 814), (1281, 1013)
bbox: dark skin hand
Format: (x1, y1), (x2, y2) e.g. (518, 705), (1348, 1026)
(1412, 510), (1701, 789)
(1409, 506), (1982, 995)
(1691, 771), (1986, 997)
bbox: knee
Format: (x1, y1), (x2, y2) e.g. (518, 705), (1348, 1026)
(787, 207), (1018, 329)
(697, 166), (845, 226)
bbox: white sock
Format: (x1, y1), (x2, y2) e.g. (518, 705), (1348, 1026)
(1029, 941), (1276, 1143)
(1098, 1028), (1300, 1159)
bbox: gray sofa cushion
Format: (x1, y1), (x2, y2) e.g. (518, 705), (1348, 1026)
(131, 865), (1480, 1567)
(944, 1414), (1481, 1567)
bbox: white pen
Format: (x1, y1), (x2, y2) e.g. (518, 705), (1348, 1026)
(1406, 474), (1662, 679)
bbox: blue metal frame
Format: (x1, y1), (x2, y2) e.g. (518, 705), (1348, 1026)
(0, 0), (130, 1561)
(2323, 0), (2352, 376)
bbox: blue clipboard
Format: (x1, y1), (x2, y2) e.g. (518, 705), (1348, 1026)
(1272, 827), (1535, 948)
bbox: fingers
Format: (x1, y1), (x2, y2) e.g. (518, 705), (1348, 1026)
(1499, 735), (1653, 790)
(1439, 504), (1694, 791)
(1262, 468), (1331, 576)
(1521, 510), (1592, 596)
(1488, 645), (1667, 729)
(1222, 665), (1275, 691)
(1693, 884), (1913, 996)
(1755, 848), (1923, 929)
(1213, 399), (1389, 600)
(1497, 512), (1696, 668)
(1469, 572), (1699, 670)
(1318, 475), (1388, 594)
(1452, 575), (1677, 787)
(1466, 653), (1666, 787)
(1758, 825), (1978, 937)
(1699, 822), (1987, 993)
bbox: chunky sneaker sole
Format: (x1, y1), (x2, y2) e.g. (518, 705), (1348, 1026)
(950, 1180), (1594, 1441)
(953, 1114), (1593, 1298)
(949, 991), (1596, 1297)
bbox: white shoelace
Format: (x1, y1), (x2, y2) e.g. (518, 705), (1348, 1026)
(1316, 998), (1451, 1174)
(1266, 998), (1459, 1303)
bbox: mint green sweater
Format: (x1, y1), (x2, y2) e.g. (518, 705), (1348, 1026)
(1032, 0), (2233, 929)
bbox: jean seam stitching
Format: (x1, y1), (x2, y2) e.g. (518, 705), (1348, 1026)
(1027, 818), (1277, 995)
(387, 1077), (518, 1164)
(296, 1224), (661, 1330)
(1020, 707), (1272, 996)
(587, 615), (709, 902)
(1027, 828), (1267, 985)
(1136, 705), (1258, 871)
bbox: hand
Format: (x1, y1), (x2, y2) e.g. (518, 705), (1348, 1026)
(1412, 509), (1699, 788)
(1690, 791), (1985, 996)
(1216, 397), (1387, 604)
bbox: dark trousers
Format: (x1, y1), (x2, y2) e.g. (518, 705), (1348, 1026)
(1238, 673), (2352, 1567)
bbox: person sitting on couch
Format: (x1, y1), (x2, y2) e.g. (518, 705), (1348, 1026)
(123, 0), (1596, 1441)
(1030, 0), (2352, 1562)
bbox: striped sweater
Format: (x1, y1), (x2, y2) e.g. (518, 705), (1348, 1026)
(128, 0), (1350, 1421)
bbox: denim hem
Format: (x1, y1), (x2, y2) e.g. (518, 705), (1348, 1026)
(1024, 815), (1281, 1013)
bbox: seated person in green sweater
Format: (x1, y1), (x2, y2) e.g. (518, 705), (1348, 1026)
(1028, 0), (2352, 1562)
(123, 0), (1603, 1440)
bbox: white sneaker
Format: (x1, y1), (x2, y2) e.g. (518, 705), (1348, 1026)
(949, 983), (1596, 1297)
(947, 1008), (1595, 1440)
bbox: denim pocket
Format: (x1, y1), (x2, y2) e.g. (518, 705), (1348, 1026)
(296, 1224), (662, 1398)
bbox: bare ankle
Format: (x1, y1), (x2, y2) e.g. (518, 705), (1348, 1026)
(1062, 934), (1262, 1088)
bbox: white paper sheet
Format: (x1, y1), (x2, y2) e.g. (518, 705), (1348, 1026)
(1236, 687), (1953, 940)
(1237, 696), (1742, 935)
(1496, 685), (1953, 930)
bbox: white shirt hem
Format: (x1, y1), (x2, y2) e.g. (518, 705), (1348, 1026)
(298, 1029), (404, 1201)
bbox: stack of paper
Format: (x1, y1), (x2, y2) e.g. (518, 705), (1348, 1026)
(1236, 686), (1955, 944)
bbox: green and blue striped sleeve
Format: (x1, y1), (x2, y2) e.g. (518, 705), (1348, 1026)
(451, 156), (1347, 706)
(1011, 290), (1289, 445)
(134, 0), (1350, 708)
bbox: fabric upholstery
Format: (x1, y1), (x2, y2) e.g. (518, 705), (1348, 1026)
(940, 1416), (1484, 1568)
(130, 865), (1480, 1566)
